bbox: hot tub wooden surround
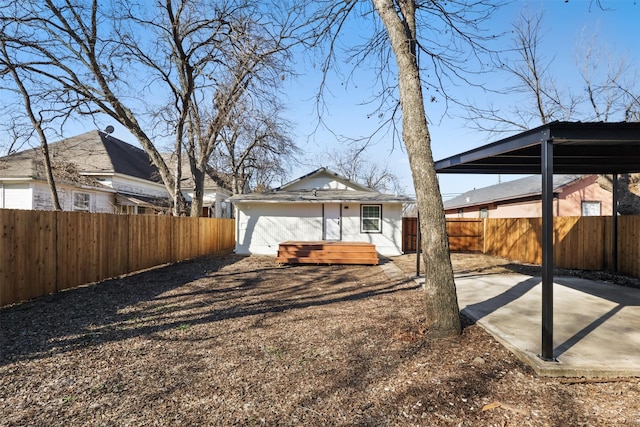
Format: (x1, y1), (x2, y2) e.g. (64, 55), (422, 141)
(276, 241), (378, 266)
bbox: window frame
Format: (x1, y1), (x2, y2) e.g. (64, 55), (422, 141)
(360, 204), (382, 233)
(72, 192), (91, 212)
(581, 200), (601, 216)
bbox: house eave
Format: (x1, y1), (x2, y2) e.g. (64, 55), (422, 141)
(443, 175), (587, 210)
(230, 196), (415, 204)
(445, 192), (560, 210)
(0, 177), (35, 182)
(84, 172), (165, 187)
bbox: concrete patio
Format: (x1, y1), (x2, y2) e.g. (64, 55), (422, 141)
(449, 272), (640, 378)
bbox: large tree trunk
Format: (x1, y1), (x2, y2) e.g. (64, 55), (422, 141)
(372, 0), (461, 337)
(190, 166), (205, 217)
(39, 136), (61, 211)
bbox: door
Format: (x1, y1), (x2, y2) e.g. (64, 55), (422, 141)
(323, 203), (341, 240)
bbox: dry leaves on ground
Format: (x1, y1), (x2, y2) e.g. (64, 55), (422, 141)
(1, 253), (639, 426)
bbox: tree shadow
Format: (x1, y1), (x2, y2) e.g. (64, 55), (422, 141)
(0, 254), (417, 367)
(459, 276), (541, 322)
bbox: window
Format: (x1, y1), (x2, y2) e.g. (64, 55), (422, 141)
(115, 205), (136, 215)
(73, 192), (91, 212)
(582, 201), (601, 216)
(457, 208), (463, 218)
(361, 204), (382, 233)
(479, 207), (488, 218)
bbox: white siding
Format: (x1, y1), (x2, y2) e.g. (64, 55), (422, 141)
(235, 203), (323, 255)
(28, 182), (114, 213)
(340, 202), (403, 256)
(33, 183), (54, 210)
(184, 189), (232, 218)
(285, 176), (353, 191)
(1, 183), (33, 210)
(110, 175), (167, 198)
(94, 191), (116, 213)
(213, 192), (232, 218)
(235, 201), (404, 257)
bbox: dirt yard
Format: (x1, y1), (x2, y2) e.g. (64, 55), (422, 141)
(1, 253), (639, 426)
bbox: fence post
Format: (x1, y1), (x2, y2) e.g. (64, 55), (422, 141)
(482, 218), (487, 254)
(415, 212), (421, 277)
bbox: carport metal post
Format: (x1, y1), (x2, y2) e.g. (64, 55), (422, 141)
(540, 136), (555, 361)
(612, 174), (618, 272)
(416, 212), (421, 276)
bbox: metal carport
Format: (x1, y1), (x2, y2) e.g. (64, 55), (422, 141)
(434, 121), (640, 361)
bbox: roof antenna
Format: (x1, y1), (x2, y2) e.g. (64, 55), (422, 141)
(104, 125), (115, 134)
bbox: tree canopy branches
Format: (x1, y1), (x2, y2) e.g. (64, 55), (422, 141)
(0, 0), (300, 215)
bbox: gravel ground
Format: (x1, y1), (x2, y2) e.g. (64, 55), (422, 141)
(1, 253), (639, 426)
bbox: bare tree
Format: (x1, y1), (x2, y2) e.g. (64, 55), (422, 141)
(0, 29), (61, 210)
(304, 0), (505, 337)
(371, 0), (461, 337)
(0, 0), (300, 216)
(576, 30), (640, 122)
(325, 145), (403, 193)
(466, 8), (640, 213)
(465, 10), (580, 134)
(214, 96), (298, 194)
(467, 9), (639, 135)
(114, 0), (299, 216)
(0, 1), (189, 214)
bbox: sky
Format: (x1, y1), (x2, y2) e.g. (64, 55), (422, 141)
(278, 0), (640, 198)
(6, 0), (637, 199)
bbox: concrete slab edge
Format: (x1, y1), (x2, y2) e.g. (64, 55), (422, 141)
(413, 276), (640, 379)
(475, 317), (640, 379)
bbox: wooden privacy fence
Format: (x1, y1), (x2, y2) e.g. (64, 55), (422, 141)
(402, 217), (483, 252)
(403, 216), (640, 278)
(0, 210), (235, 306)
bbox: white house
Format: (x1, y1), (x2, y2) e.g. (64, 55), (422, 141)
(0, 130), (231, 216)
(161, 153), (232, 218)
(228, 168), (415, 257)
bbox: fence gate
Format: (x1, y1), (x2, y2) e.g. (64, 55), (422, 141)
(402, 217), (418, 252)
(402, 217), (484, 253)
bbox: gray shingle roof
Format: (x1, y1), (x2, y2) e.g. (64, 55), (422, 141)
(229, 167), (415, 204)
(0, 130), (162, 183)
(52, 131), (161, 181)
(229, 188), (414, 203)
(443, 175), (586, 210)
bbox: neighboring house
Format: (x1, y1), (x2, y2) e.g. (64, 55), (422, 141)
(228, 167), (415, 257)
(162, 153), (232, 218)
(0, 130), (231, 216)
(444, 174), (613, 218)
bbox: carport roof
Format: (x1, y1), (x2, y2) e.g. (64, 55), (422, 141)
(434, 121), (640, 175)
(431, 121), (640, 362)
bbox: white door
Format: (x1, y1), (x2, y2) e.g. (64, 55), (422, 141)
(323, 203), (341, 240)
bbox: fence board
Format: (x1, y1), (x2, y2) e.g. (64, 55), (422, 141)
(619, 216), (640, 278)
(1, 210), (235, 306)
(446, 219), (483, 252)
(34, 211), (57, 299)
(411, 216), (639, 278)
(402, 217), (418, 253)
(402, 217), (483, 252)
